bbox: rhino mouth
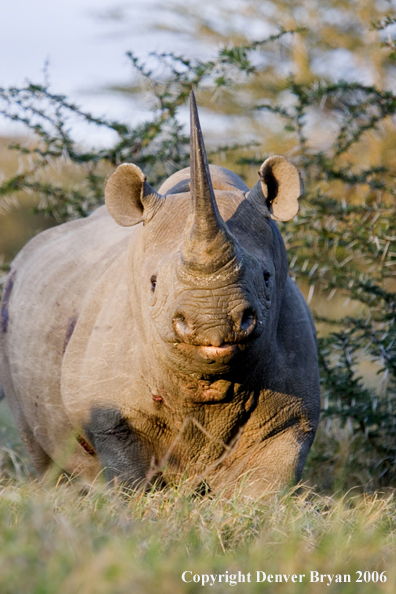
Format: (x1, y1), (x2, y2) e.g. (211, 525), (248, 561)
(176, 341), (246, 365)
(197, 344), (238, 360)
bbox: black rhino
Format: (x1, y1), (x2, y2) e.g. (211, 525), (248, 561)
(0, 93), (320, 494)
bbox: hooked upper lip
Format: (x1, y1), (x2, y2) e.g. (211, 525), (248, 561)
(175, 341), (241, 363)
(197, 344), (238, 360)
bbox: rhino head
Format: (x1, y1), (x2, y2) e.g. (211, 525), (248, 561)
(105, 92), (302, 389)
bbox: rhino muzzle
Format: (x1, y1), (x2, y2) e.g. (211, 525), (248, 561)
(171, 294), (258, 352)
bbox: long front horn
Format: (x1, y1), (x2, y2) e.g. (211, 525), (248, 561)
(181, 91), (240, 276)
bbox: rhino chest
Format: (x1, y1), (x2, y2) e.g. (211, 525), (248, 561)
(81, 394), (254, 488)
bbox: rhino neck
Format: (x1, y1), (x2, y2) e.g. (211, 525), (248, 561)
(141, 335), (266, 403)
(136, 358), (261, 487)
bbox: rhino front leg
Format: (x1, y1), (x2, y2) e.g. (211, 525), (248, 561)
(206, 423), (315, 497)
(83, 407), (156, 489)
(0, 354), (51, 474)
(6, 391), (52, 474)
(207, 388), (319, 496)
(248, 427), (314, 489)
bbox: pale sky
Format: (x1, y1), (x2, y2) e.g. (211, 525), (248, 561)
(1, 0), (209, 140)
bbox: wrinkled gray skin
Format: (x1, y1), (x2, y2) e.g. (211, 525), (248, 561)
(0, 94), (320, 495)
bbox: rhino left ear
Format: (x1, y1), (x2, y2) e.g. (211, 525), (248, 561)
(246, 156), (303, 222)
(105, 163), (165, 227)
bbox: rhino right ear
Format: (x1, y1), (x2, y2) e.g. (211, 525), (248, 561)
(105, 163), (165, 226)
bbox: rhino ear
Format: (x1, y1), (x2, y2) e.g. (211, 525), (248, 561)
(105, 163), (165, 227)
(246, 156), (303, 222)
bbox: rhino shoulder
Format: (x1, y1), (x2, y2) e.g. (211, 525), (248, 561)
(272, 276), (320, 409)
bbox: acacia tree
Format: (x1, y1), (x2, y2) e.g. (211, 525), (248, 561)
(1, 2), (396, 489)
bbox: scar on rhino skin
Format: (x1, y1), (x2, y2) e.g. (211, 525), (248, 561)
(77, 434), (96, 456)
(63, 316), (77, 353)
(1, 271), (16, 333)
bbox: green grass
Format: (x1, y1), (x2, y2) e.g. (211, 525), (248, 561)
(0, 399), (395, 593)
(0, 474), (394, 593)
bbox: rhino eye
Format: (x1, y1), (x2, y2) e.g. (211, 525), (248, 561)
(264, 271), (271, 287)
(150, 275), (157, 292)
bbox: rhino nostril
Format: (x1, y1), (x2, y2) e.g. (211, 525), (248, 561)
(240, 308), (257, 335)
(173, 313), (193, 341)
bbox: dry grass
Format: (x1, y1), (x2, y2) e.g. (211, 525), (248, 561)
(0, 137), (56, 267)
(0, 475), (394, 593)
(0, 401), (395, 594)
